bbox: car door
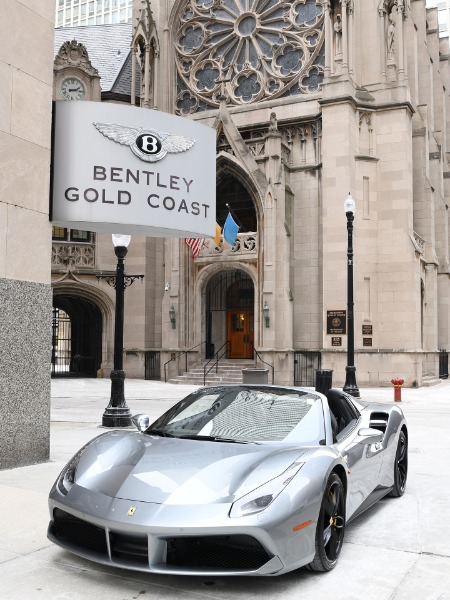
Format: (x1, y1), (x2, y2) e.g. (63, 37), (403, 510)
(329, 392), (384, 519)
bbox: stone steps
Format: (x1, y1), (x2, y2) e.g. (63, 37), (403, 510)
(422, 374), (442, 387)
(169, 360), (256, 386)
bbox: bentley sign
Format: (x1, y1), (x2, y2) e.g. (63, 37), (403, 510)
(51, 101), (216, 238)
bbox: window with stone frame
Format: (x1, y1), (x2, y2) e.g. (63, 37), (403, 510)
(52, 227), (93, 243)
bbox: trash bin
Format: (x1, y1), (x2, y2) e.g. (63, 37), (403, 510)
(439, 349), (448, 379)
(315, 369), (333, 395)
(242, 368), (269, 384)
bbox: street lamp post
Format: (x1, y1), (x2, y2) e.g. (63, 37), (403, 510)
(99, 234), (144, 427)
(343, 193), (360, 398)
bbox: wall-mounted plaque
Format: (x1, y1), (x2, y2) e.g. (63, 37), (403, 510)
(332, 337), (342, 346)
(362, 324), (373, 335)
(363, 338), (373, 347)
(327, 311), (346, 335)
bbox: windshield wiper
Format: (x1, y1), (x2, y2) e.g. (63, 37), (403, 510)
(213, 436), (259, 444)
(176, 434), (259, 444)
(145, 429), (177, 438)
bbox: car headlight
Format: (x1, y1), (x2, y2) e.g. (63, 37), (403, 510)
(57, 448), (84, 496)
(230, 461), (305, 518)
(55, 435), (104, 496)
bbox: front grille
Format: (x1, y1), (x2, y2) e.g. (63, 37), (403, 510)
(110, 532), (149, 565)
(52, 508), (108, 555)
(166, 535), (271, 570)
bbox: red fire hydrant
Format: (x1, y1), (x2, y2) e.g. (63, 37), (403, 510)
(391, 378), (404, 402)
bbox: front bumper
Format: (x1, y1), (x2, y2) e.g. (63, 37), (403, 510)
(48, 486), (315, 576)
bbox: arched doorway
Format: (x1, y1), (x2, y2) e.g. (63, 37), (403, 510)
(52, 296), (102, 377)
(206, 270), (254, 359)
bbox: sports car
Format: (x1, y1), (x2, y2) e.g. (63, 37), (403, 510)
(47, 385), (408, 576)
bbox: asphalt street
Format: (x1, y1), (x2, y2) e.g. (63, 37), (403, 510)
(0, 378), (449, 600)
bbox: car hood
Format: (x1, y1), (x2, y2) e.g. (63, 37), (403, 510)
(73, 431), (308, 505)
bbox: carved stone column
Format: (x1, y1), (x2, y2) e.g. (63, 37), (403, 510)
(324, 0), (332, 77)
(342, 0), (349, 74)
(397, 0), (405, 81)
(153, 49), (159, 110)
(379, 3), (387, 83)
(347, 0), (354, 76)
(143, 43), (151, 108)
(131, 47), (136, 106)
(264, 113), (293, 352)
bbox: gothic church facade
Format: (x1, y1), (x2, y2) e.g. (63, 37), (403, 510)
(52, 0), (450, 389)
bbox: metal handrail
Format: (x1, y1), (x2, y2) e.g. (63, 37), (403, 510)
(253, 346), (275, 384)
(203, 341), (230, 386)
(163, 341), (206, 383)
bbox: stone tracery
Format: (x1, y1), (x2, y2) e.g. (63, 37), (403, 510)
(174, 0), (325, 114)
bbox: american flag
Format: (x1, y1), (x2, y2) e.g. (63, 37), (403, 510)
(184, 237), (204, 258)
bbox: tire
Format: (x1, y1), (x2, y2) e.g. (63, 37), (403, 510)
(307, 473), (346, 572)
(389, 430), (408, 497)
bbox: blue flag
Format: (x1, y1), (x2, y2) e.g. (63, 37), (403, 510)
(223, 212), (239, 246)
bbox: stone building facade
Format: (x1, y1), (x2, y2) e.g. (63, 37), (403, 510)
(50, 0), (450, 392)
(142, 0), (450, 388)
(0, 1), (54, 469)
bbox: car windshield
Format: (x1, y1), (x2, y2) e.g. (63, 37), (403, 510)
(147, 386), (325, 444)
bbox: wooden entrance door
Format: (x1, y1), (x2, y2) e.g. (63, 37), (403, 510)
(227, 310), (254, 359)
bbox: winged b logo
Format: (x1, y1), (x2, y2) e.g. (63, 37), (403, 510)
(93, 122), (196, 163)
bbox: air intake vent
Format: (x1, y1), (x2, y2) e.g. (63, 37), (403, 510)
(110, 532), (149, 565)
(369, 411), (389, 434)
(52, 508), (108, 555)
(166, 535), (271, 570)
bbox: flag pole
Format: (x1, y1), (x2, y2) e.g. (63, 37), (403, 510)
(225, 203), (244, 230)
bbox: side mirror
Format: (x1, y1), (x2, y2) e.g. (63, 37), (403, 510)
(132, 414), (150, 432)
(358, 427), (383, 445)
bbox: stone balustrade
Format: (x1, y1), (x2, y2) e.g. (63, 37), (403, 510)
(52, 242), (96, 269)
(198, 232), (258, 258)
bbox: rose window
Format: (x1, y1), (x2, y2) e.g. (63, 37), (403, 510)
(175, 0), (324, 114)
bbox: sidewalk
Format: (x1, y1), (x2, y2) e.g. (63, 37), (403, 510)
(0, 378), (449, 600)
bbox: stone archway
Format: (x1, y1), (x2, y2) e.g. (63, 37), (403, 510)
(52, 280), (114, 377)
(52, 295), (102, 377)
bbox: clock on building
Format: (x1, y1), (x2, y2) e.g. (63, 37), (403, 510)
(60, 76), (86, 101)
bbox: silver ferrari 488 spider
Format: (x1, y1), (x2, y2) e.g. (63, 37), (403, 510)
(48, 385), (408, 576)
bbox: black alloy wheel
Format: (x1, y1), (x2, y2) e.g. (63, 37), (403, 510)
(389, 430), (408, 497)
(307, 473), (346, 572)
